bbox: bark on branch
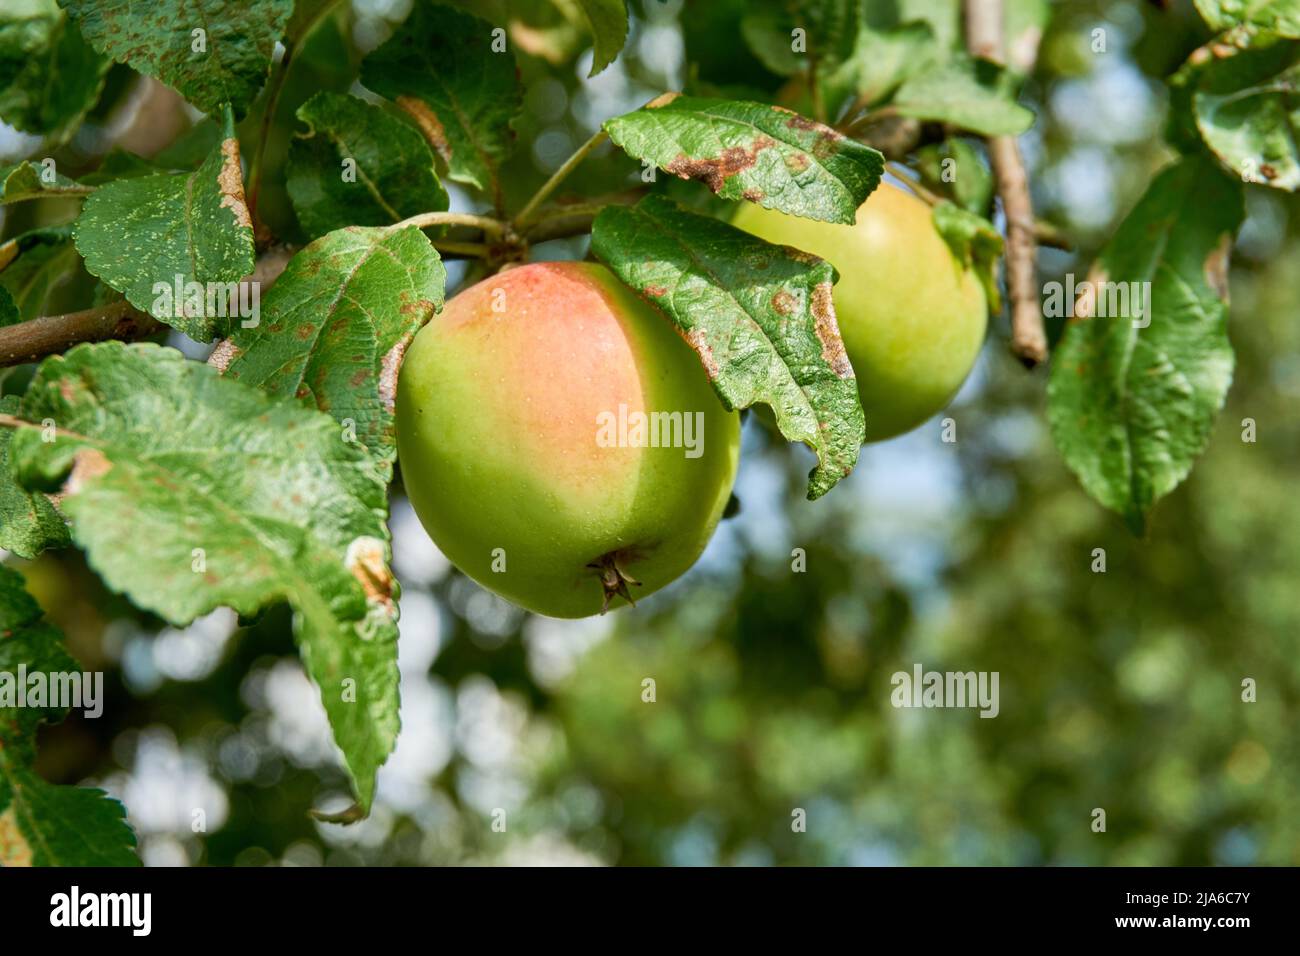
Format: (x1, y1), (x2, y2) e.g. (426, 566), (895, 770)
(0, 301), (164, 368)
(964, 0), (1048, 368)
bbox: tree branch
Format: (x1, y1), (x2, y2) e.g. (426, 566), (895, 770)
(964, 0), (1047, 368)
(0, 301), (164, 368)
(392, 210), (508, 237)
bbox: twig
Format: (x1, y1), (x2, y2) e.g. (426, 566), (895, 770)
(0, 301), (164, 368)
(513, 128), (610, 227)
(888, 160), (1071, 249)
(886, 161), (946, 206)
(391, 211), (508, 237)
(964, 0), (1047, 367)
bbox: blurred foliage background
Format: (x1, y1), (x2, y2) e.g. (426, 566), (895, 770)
(2, 0), (1297, 866)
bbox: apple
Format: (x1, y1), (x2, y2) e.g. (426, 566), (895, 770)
(396, 261), (741, 618)
(732, 182), (987, 441)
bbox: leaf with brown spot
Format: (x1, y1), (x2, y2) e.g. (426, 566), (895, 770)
(222, 226), (445, 475)
(604, 96), (883, 224)
(593, 196), (864, 499)
(61, 0), (293, 116)
(8, 342), (403, 815)
(73, 105), (255, 341)
(287, 92), (448, 240)
(1172, 26), (1300, 191)
(360, 2), (522, 201)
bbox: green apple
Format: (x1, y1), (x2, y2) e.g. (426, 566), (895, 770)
(732, 182), (987, 441)
(396, 261), (741, 618)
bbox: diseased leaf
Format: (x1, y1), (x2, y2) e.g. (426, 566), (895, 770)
(575, 0), (628, 76)
(604, 95), (884, 224)
(592, 196), (864, 499)
(360, 0), (522, 204)
(287, 93), (448, 240)
(0, 396), (71, 558)
(0, 161), (92, 204)
(892, 55), (1035, 136)
(1047, 158), (1244, 533)
(0, 563), (137, 865)
(59, 0), (294, 116)
(1174, 28), (1300, 191)
(1195, 0), (1300, 36)
(931, 200), (1002, 311)
(74, 106), (256, 341)
(0, 0), (110, 142)
(8, 342), (400, 813)
(220, 226), (445, 471)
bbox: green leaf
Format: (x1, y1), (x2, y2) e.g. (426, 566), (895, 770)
(740, 5), (805, 77)
(825, 20), (939, 109)
(0, 396), (71, 558)
(74, 106), (256, 341)
(1195, 0), (1300, 36)
(914, 137), (994, 213)
(1177, 28), (1300, 191)
(1047, 158), (1244, 533)
(741, 0), (859, 76)
(592, 196), (864, 499)
(0, 563), (137, 865)
(604, 94), (884, 224)
(892, 55), (1035, 135)
(575, 0), (628, 76)
(360, 0), (522, 204)
(0, 0), (110, 142)
(0, 161), (92, 204)
(0, 226), (80, 320)
(287, 93), (449, 240)
(9, 342), (400, 814)
(931, 200), (1003, 312)
(220, 225), (445, 471)
(0, 288), (16, 326)
(0, 223), (74, 276)
(59, 0), (293, 116)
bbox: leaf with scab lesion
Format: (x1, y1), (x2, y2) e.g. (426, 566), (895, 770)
(59, 0), (294, 116)
(1171, 26), (1300, 191)
(592, 195), (864, 499)
(73, 105), (256, 341)
(604, 94), (884, 225)
(359, 1), (522, 206)
(287, 92), (449, 239)
(6, 341), (402, 816)
(220, 225), (446, 474)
